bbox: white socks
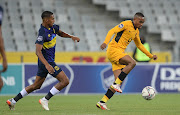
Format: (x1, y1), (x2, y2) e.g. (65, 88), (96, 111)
(20, 88), (28, 97)
(50, 86), (60, 95)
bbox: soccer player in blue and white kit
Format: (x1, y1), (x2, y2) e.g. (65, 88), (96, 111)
(6, 11), (80, 110)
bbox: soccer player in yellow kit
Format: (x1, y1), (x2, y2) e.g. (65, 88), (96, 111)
(96, 12), (157, 110)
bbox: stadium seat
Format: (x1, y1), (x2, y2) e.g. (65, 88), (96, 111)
(119, 7), (132, 18)
(157, 15), (168, 25)
(2, 0), (180, 53)
(161, 30), (176, 42)
(168, 15), (179, 25)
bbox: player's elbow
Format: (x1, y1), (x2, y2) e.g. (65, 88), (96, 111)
(35, 50), (41, 57)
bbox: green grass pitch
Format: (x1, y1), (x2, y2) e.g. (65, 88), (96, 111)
(0, 94), (180, 115)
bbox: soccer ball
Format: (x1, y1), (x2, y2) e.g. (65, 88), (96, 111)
(142, 86), (155, 100)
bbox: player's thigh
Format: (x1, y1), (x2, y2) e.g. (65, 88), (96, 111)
(107, 48), (127, 65)
(56, 71), (69, 82)
(119, 55), (136, 65)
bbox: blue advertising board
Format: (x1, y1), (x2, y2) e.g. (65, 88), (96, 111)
(24, 63), (180, 94)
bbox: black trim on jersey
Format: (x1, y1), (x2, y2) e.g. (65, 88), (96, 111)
(132, 21), (136, 30)
(115, 30), (124, 43)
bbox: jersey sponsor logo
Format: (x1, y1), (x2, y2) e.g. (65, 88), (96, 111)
(37, 36), (43, 41)
(118, 24), (124, 28)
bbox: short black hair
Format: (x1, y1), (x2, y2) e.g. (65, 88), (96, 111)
(134, 12), (144, 18)
(41, 11), (53, 19)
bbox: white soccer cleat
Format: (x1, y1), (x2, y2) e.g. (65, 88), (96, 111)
(111, 83), (122, 93)
(6, 98), (15, 110)
(96, 101), (110, 110)
(39, 99), (49, 110)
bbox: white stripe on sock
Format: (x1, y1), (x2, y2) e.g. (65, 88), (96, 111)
(20, 88), (28, 97)
(50, 86), (60, 95)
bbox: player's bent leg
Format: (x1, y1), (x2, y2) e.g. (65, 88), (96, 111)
(119, 55), (136, 74)
(6, 76), (45, 110)
(39, 71), (69, 110)
(25, 76), (46, 93)
(54, 71), (69, 91)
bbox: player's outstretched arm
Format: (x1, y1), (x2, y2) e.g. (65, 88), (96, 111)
(57, 30), (80, 42)
(0, 26), (7, 72)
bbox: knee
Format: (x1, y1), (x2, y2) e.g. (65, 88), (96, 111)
(63, 78), (69, 87)
(64, 78), (69, 86)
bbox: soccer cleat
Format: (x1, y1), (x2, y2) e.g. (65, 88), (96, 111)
(111, 84), (122, 93)
(39, 99), (49, 110)
(96, 101), (110, 110)
(6, 99), (15, 110)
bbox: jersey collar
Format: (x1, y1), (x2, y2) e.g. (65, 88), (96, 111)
(131, 21), (137, 30)
(41, 24), (52, 31)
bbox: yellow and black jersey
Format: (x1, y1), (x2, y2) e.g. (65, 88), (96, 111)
(104, 20), (153, 58)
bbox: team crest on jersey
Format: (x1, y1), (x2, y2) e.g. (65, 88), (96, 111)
(48, 34), (50, 37)
(118, 24), (124, 28)
(37, 36), (43, 41)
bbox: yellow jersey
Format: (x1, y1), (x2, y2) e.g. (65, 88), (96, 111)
(104, 20), (153, 58)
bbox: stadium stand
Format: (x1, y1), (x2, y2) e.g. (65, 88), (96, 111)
(92, 0), (180, 61)
(0, 0), (179, 61)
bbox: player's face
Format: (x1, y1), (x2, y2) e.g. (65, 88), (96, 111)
(134, 17), (145, 29)
(47, 15), (55, 27)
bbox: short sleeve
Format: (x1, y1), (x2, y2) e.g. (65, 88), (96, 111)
(35, 29), (45, 45)
(53, 24), (59, 33)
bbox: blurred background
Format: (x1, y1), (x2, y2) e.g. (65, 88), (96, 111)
(0, 0), (179, 63)
(0, 0), (180, 95)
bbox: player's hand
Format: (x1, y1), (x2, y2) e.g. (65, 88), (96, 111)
(2, 59), (7, 72)
(71, 36), (80, 42)
(45, 64), (55, 74)
(100, 43), (107, 50)
(0, 58), (7, 73)
(152, 55), (157, 60)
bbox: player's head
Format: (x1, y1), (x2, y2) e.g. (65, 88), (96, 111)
(41, 11), (55, 27)
(133, 12), (145, 29)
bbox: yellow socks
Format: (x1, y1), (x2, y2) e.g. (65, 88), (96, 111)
(114, 77), (122, 85)
(101, 95), (109, 103)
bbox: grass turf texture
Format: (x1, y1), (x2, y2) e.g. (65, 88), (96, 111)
(0, 94), (180, 115)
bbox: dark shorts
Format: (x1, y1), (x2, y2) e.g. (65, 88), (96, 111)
(37, 61), (62, 78)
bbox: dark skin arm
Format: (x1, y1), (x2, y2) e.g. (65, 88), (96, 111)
(0, 26), (7, 72)
(56, 30), (80, 42)
(36, 44), (55, 74)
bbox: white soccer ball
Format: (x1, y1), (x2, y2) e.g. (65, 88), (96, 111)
(142, 86), (156, 100)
